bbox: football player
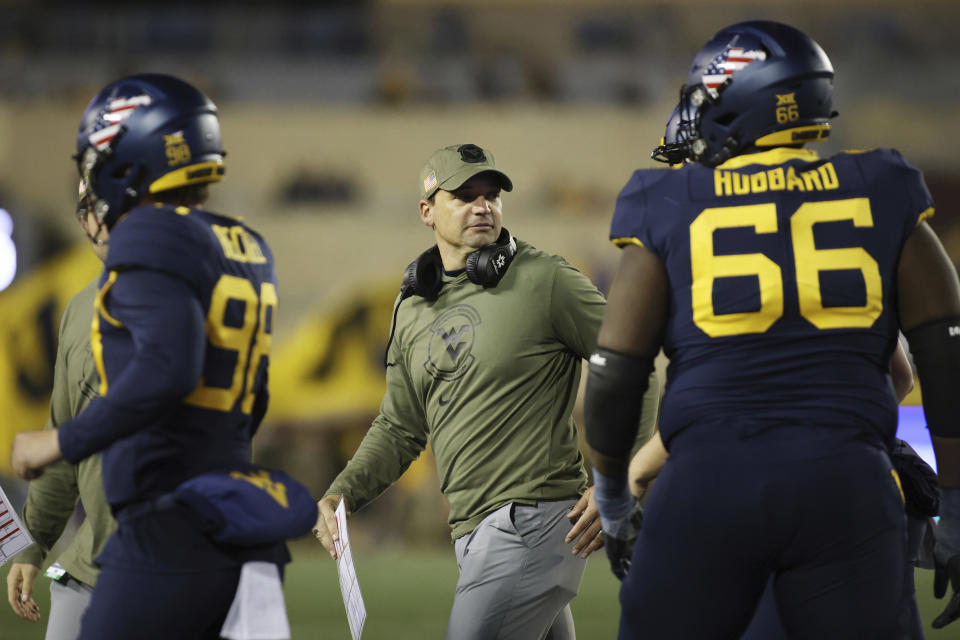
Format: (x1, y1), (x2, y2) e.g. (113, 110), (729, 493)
(584, 20), (960, 638)
(11, 74), (288, 639)
(626, 340), (936, 639)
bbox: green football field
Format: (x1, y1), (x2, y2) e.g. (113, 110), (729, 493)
(2, 541), (957, 639)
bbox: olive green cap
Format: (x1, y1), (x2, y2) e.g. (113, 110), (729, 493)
(419, 143), (514, 200)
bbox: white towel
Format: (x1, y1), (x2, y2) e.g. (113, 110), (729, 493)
(220, 561), (291, 640)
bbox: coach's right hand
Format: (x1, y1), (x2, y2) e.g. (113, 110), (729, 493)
(314, 494), (346, 559)
(6, 562), (40, 622)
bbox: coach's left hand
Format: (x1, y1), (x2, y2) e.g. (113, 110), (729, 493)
(11, 430), (61, 480)
(566, 486), (604, 558)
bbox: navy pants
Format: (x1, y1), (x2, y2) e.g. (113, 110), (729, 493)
(742, 514), (928, 640)
(619, 426), (905, 640)
(78, 505), (285, 640)
(78, 564), (241, 640)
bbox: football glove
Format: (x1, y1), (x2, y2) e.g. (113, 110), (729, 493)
(603, 504), (643, 581)
(933, 488), (960, 629)
(889, 438), (940, 518)
(933, 554), (960, 628)
(593, 468), (644, 581)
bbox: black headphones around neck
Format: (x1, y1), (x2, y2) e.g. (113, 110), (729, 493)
(384, 228), (518, 367)
(400, 227), (517, 302)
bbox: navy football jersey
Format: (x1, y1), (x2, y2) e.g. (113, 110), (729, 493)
(60, 203), (277, 509)
(610, 148), (934, 442)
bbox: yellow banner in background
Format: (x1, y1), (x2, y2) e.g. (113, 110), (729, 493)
(0, 250), (402, 474)
(0, 247), (101, 473)
(268, 281), (398, 423)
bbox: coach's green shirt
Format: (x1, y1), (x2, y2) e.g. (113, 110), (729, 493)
(14, 279), (116, 587)
(328, 240), (659, 539)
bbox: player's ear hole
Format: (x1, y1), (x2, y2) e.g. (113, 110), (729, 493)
(112, 164), (133, 179)
(715, 113), (737, 126)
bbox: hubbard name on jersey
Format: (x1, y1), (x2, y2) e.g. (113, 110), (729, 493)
(610, 147), (933, 443)
(59, 203), (277, 511)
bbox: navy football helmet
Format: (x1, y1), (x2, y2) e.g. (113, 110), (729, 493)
(655, 21), (835, 167)
(75, 73), (225, 228)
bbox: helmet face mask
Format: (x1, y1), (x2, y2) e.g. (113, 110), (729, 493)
(651, 104), (686, 165)
(76, 177), (94, 220)
(651, 85), (725, 166)
(76, 144), (122, 224)
(652, 21), (836, 167)
(74, 74), (226, 228)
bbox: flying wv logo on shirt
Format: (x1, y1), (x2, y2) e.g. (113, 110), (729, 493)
(425, 304), (480, 381)
(440, 325), (469, 360)
(701, 42), (766, 95)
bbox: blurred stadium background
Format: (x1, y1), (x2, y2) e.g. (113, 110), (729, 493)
(1, 0), (958, 637)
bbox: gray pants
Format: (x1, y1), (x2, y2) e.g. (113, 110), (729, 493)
(447, 500), (586, 640)
(46, 577), (93, 640)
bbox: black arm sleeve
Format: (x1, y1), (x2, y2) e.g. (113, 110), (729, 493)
(904, 316), (960, 438)
(584, 347), (655, 458)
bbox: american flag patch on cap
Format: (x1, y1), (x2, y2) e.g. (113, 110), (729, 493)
(423, 171), (438, 194)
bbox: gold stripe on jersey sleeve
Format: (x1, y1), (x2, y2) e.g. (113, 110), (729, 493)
(91, 311), (108, 395)
(95, 271), (123, 328)
(612, 237), (644, 248)
(91, 270), (122, 395)
(891, 468), (905, 504)
(917, 207), (935, 226)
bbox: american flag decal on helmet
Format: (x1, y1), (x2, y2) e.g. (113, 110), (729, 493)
(702, 44), (767, 93)
(88, 94), (153, 150)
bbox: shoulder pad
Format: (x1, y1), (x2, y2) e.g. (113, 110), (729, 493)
(105, 204), (217, 287)
(840, 149), (934, 226)
(610, 168), (679, 248)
